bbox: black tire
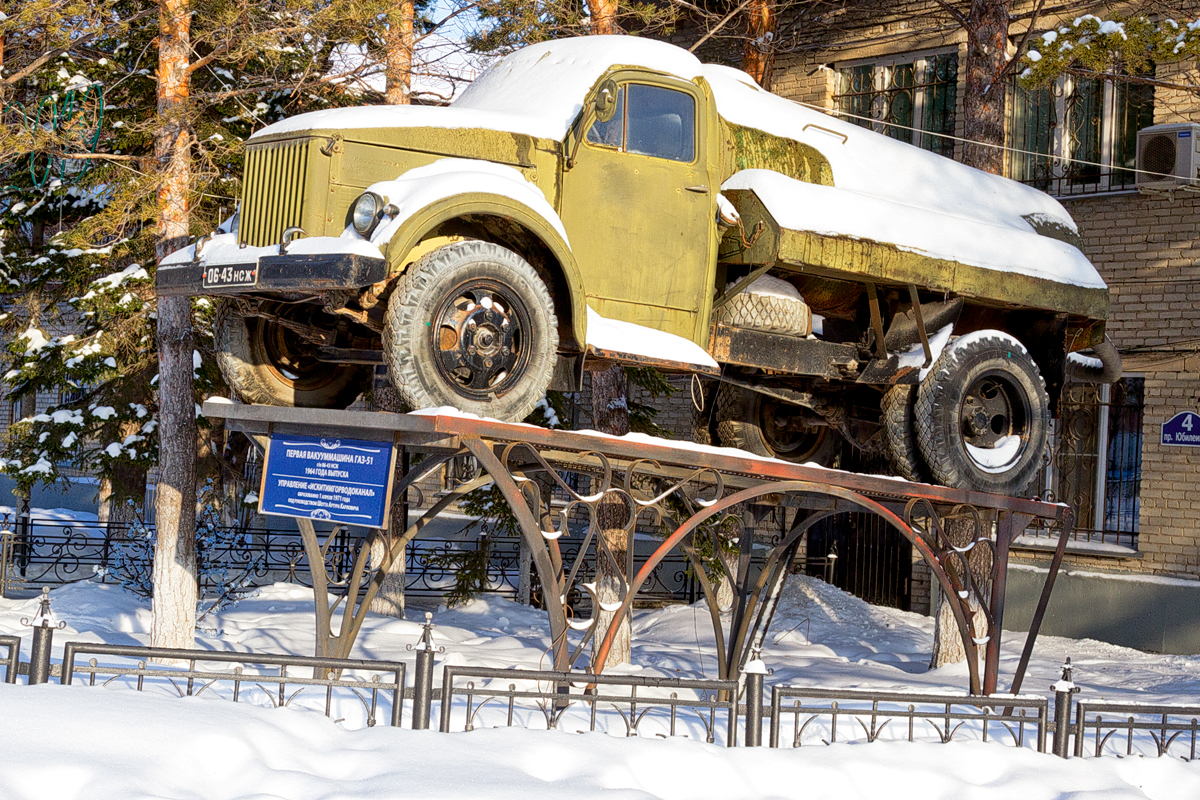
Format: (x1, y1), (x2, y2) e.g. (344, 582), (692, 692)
(383, 240), (558, 421)
(881, 384), (932, 483)
(914, 332), (1050, 495)
(716, 290), (810, 335)
(214, 301), (368, 408)
(715, 383), (840, 465)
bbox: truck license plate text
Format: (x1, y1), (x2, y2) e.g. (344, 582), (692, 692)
(202, 265), (258, 288)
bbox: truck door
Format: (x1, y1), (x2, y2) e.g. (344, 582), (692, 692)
(559, 75), (718, 346)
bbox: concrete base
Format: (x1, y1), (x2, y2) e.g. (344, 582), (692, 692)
(1004, 562), (1200, 655)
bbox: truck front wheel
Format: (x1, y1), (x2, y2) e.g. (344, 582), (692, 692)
(383, 241), (558, 422)
(214, 301), (369, 408)
(914, 332), (1050, 495)
(715, 384), (840, 466)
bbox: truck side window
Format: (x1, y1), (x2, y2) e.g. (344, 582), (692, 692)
(587, 86), (625, 148)
(626, 84), (695, 163)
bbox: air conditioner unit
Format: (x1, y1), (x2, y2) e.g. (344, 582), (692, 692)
(1137, 122), (1200, 191)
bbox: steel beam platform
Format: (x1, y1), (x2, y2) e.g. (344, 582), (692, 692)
(205, 400), (1074, 696)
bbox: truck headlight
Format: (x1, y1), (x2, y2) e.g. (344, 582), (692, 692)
(351, 192), (384, 236)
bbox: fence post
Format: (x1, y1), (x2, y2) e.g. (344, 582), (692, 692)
(744, 655), (766, 747)
(23, 587), (64, 685)
(1052, 657), (1080, 758)
(409, 612), (442, 730)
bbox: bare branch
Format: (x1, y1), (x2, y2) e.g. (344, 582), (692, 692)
(0, 8), (156, 87)
(999, 0), (1049, 81)
(931, 0), (969, 29)
(689, 0), (755, 53)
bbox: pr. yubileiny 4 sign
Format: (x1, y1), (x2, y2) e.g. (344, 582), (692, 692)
(1161, 411), (1200, 447)
(259, 435), (396, 527)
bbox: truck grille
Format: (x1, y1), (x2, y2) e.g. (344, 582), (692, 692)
(239, 139), (312, 247)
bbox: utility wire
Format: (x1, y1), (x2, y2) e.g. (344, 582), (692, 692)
(788, 95), (1181, 182)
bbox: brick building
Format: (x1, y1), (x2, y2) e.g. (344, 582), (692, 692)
(661, 1), (1200, 649)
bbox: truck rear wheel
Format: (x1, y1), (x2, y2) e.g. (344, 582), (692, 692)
(383, 240), (558, 422)
(914, 331), (1050, 495)
(214, 301), (368, 408)
(881, 384), (932, 483)
(715, 384), (840, 466)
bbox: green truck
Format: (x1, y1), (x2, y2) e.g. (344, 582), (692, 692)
(158, 36), (1118, 495)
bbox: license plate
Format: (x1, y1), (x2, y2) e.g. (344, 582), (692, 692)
(202, 264), (258, 289)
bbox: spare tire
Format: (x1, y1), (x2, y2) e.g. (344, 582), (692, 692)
(716, 275), (811, 336)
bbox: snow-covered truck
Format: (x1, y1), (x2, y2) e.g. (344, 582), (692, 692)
(157, 36), (1118, 495)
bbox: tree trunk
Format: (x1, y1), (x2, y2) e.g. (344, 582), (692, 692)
(742, 0), (776, 91)
(385, 0), (415, 106)
(961, 0), (1010, 173)
(586, 0), (619, 35)
(590, 364), (631, 669)
(929, 517), (993, 669)
(368, 385), (408, 617)
(151, 0), (198, 652)
(715, 547), (738, 611)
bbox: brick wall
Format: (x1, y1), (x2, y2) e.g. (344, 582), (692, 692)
(1060, 192), (1200, 577)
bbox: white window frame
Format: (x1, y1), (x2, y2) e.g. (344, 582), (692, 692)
(833, 49), (958, 152)
(1030, 73), (1143, 196)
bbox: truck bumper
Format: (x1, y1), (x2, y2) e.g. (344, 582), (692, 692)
(156, 252), (388, 297)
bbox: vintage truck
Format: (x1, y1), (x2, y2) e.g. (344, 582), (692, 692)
(157, 36), (1119, 495)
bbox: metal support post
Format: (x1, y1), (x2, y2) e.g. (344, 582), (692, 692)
(23, 587), (64, 685)
(744, 653), (766, 747)
(1052, 658), (1080, 758)
(409, 612), (442, 730)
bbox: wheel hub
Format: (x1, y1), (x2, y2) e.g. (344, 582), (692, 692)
(959, 374), (1024, 451)
(432, 282), (528, 401)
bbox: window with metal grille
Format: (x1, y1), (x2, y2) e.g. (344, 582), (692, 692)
(1007, 72), (1154, 196)
(834, 53), (958, 158)
(1033, 376), (1143, 549)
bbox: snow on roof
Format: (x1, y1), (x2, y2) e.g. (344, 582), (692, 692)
(253, 36), (702, 142)
(703, 65), (1084, 243)
(722, 170), (1106, 289)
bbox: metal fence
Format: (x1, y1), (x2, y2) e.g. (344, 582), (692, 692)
(769, 687), (1049, 751)
(0, 634), (18, 684)
(438, 665), (740, 746)
(60, 643), (407, 728)
(1074, 700), (1200, 760)
(5, 634), (1200, 762)
(0, 518), (709, 605)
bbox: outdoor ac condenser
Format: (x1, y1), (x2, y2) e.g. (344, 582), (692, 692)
(1137, 122), (1200, 190)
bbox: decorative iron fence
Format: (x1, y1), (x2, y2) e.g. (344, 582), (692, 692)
(61, 643), (407, 729)
(438, 665), (739, 746)
(1074, 700), (1200, 760)
(769, 687), (1049, 751)
(0, 518), (712, 606)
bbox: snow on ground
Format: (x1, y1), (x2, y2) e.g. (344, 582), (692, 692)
(4, 682), (1200, 800)
(3, 575), (1200, 797)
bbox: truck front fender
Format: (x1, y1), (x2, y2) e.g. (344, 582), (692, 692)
(360, 159), (587, 352)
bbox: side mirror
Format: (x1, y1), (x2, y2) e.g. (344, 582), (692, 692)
(594, 79), (619, 123)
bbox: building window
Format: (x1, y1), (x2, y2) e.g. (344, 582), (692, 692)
(834, 52), (958, 157)
(1036, 376), (1144, 549)
(1007, 73), (1154, 196)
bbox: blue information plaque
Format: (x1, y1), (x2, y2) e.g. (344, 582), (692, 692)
(1161, 411), (1200, 447)
(259, 434), (395, 528)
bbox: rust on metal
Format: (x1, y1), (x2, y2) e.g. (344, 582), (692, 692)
(207, 401), (1072, 696)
